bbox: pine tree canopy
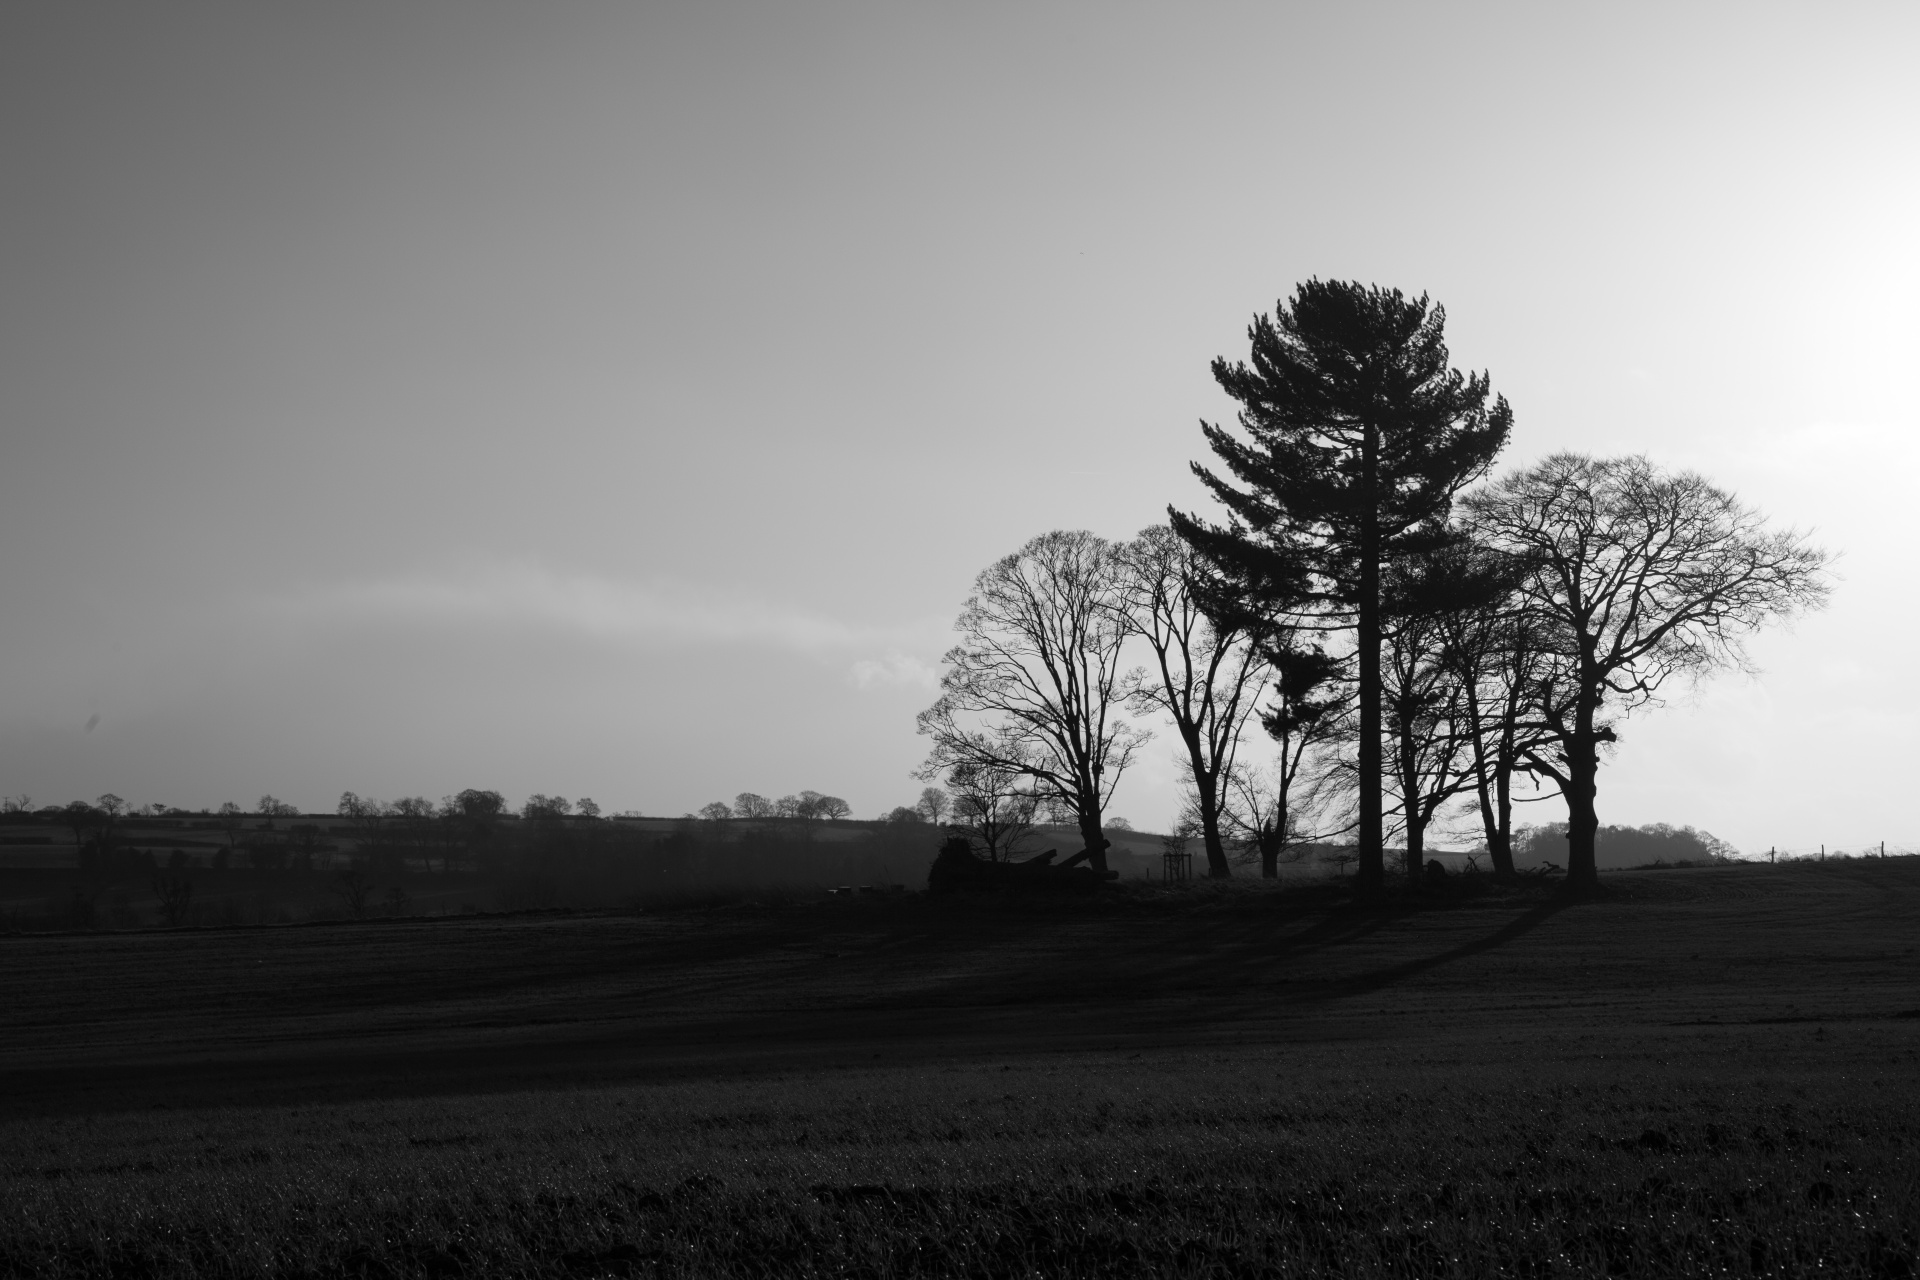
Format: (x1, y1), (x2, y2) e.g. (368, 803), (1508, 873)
(1173, 279), (1512, 614)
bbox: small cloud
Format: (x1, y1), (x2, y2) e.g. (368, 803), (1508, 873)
(848, 651), (939, 691)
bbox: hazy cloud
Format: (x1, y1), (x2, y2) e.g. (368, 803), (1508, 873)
(259, 562), (944, 656)
(848, 651), (940, 691)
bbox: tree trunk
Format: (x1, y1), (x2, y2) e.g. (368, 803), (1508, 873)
(1564, 691), (1601, 891)
(1464, 679), (1516, 879)
(1356, 423), (1383, 894)
(1260, 785), (1287, 879)
(1076, 802), (1108, 874)
(1563, 746), (1599, 891)
(1488, 730), (1516, 878)
(1470, 754), (1516, 878)
(1397, 717), (1423, 880)
(1195, 773), (1230, 878)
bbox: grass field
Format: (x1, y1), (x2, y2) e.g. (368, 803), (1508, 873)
(3, 860), (1916, 1277)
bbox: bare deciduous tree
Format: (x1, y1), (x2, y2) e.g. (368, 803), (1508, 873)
(1466, 453), (1831, 890)
(946, 760), (1039, 862)
(333, 867), (375, 919)
(255, 795), (297, 827)
(913, 786), (950, 827)
(215, 801), (247, 856)
(1224, 636), (1349, 877)
(734, 793), (776, 820)
(1119, 525), (1271, 878)
(1437, 562), (1557, 879)
(522, 794), (572, 821)
(151, 867), (195, 926)
(392, 797), (439, 871)
(793, 791), (850, 821)
(60, 800), (102, 860)
(1380, 607), (1473, 876)
(916, 531), (1144, 874)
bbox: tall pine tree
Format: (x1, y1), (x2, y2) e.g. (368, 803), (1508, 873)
(1172, 281), (1510, 893)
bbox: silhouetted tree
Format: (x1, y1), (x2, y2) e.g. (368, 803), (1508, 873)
(1378, 546), (1516, 876)
(337, 791), (390, 871)
(60, 800), (102, 860)
(215, 802), (247, 857)
(786, 791), (849, 821)
(699, 801), (734, 822)
(446, 789), (506, 869)
(1173, 281), (1511, 892)
(917, 531), (1144, 873)
(1435, 544), (1555, 879)
(1380, 610), (1471, 876)
(1120, 524), (1271, 878)
(1227, 634), (1349, 877)
(334, 867), (375, 919)
(913, 786), (950, 826)
(151, 868), (195, 925)
(734, 792), (776, 820)
(1466, 454), (1830, 890)
(523, 794), (572, 822)
(388, 797), (437, 872)
(255, 795), (298, 827)
(946, 760), (1039, 862)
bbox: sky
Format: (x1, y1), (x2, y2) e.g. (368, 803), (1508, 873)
(1, 2), (1914, 852)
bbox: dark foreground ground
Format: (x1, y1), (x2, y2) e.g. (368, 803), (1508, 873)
(3, 860), (1917, 1277)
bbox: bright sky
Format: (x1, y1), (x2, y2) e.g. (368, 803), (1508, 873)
(1, 3), (1914, 852)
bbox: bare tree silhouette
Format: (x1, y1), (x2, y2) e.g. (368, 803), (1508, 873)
(1467, 454), (1831, 890)
(333, 867), (375, 919)
(917, 531), (1144, 874)
(946, 761), (1039, 862)
(913, 786), (950, 826)
(1119, 525), (1271, 878)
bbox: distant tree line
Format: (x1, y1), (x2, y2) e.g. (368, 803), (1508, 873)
(918, 280), (1831, 892)
(1511, 822), (1736, 871)
(0, 787), (944, 929)
(695, 791), (853, 823)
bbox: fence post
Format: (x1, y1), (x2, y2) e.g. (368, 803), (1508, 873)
(1769, 846), (1775, 865)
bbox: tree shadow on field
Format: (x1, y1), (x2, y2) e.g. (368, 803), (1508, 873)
(1316, 896), (1575, 1000)
(1076, 898), (1412, 996)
